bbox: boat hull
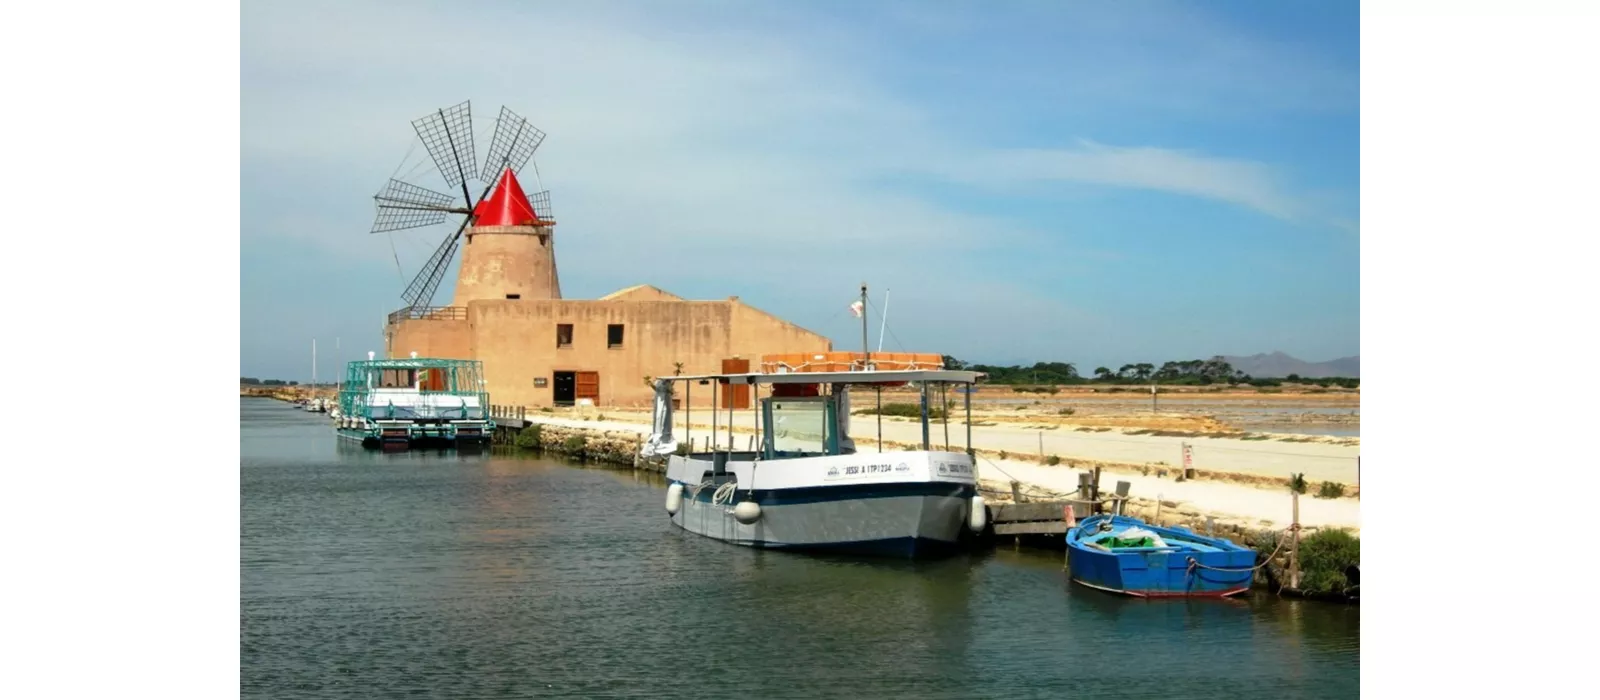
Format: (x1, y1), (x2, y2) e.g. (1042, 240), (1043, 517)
(669, 479), (976, 559)
(1066, 515), (1257, 598)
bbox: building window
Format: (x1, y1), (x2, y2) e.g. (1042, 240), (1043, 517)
(556, 323), (573, 348)
(608, 324), (625, 348)
(506, 293), (521, 300)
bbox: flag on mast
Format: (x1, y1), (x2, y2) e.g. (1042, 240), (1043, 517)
(848, 300), (864, 318)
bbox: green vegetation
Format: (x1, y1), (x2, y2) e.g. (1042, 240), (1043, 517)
(561, 435), (587, 456)
(1298, 529), (1361, 595)
(941, 355), (1357, 388)
(514, 424), (543, 449)
(1289, 472), (1308, 495)
(1316, 481), (1347, 499)
(240, 377), (299, 386)
(1046, 455), (1061, 466)
(853, 402), (948, 420)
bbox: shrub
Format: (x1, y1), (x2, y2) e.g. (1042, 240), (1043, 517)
(1289, 473), (1308, 494)
(540, 406), (553, 413)
(562, 435), (587, 456)
(1316, 481), (1346, 499)
(998, 450), (1009, 461)
(1297, 529), (1361, 594)
(1046, 455), (1061, 466)
(1057, 407), (1076, 416)
(514, 424), (543, 449)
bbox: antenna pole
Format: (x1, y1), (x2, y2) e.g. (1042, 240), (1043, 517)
(860, 283), (870, 370)
(876, 288), (890, 354)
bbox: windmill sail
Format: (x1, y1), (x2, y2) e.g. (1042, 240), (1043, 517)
(480, 105), (546, 183)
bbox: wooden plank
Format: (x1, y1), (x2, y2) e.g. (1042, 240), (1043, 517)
(994, 522), (1070, 535)
(990, 502), (1073, 522)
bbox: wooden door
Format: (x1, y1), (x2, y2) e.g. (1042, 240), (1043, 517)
(720, 358), (750, 409)
(576, 371), (600, 404)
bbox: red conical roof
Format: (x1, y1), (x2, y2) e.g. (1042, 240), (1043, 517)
(472, 168), (542, 227)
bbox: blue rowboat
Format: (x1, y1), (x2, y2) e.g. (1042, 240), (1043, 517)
(1066, 514), (1258, 598)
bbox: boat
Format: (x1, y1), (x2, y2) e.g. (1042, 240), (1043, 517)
(334, 352), (495, 449)
(640, 359), (989, 559)
(1065, 514), (1259, 598)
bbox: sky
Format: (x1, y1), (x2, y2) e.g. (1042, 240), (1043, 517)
(241, 0), (1359, 382)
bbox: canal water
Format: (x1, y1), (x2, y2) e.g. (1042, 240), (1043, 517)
(242, 398), (1359, 699)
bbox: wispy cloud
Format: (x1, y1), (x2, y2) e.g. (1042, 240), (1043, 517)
(241, 0), (1357, 374)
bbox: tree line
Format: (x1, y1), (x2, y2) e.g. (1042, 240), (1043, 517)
(241, 377), (300, 386)
(939, 356), (1359, 389)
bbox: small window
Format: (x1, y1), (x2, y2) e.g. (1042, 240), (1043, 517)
(607, 324), (625, 348)
(556, 323), (573, 348)
(506, 293), (521, 300)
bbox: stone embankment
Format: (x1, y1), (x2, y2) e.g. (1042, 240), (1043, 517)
(501, 421), (664, 472)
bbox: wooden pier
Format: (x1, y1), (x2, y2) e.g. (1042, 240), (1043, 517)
(986, 467), (1131, 539)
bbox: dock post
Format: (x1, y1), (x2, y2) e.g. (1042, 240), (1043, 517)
(1290, 491), (1302, 589)
(1114, 481), (1130, 516)
(1090, 467), (1102, 514)
(1010, 480), (1024, 504)
(1074, 472), (1094, 519)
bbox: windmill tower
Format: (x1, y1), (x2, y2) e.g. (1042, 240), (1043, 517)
(370, 101), (560, 313)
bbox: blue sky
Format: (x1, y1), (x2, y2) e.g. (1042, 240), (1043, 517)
(241, 0), (1358, 381)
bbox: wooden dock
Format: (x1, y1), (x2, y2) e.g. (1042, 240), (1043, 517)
(986, 467), (1132, 539)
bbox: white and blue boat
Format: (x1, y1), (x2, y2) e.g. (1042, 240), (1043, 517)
(641, 365), (989, 559)
(1066, 514), (1258, 598)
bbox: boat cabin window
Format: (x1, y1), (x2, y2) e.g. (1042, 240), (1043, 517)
(761, 395), (840, 458)
(377, 369), (415, 388)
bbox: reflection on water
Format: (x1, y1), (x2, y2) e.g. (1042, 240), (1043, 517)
(242, 398), (1357, 699)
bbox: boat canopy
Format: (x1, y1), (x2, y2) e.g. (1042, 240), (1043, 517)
(641, 369), (984, 459)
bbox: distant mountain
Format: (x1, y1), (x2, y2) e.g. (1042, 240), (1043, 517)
(1220, 352), (1360, 379)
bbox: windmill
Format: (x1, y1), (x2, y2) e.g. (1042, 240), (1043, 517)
(370, 100), (556, 312)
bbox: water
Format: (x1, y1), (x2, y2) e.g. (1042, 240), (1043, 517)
(242, 398), (1359, 699)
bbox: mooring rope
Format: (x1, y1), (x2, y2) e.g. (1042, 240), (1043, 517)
(1186, 524), (1296, 573)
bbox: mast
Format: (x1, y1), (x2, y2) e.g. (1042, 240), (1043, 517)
(860, 282), (870, 370)
(877, 288), (890, 354)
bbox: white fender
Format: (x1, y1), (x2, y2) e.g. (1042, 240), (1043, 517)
(968, 495), (988, 532)
(733, 500), (762, 525)
(665, 483), (684, 515)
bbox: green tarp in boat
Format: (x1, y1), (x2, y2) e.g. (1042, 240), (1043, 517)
(1094, 535), (1160, 549)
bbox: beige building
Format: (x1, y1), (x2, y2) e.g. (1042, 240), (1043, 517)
(385, 170), (832, 408)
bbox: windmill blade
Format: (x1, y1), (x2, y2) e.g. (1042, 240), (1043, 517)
(371, 179), (463, 233)
(526, 189), (554, 222)
(480, 105), (547, 182)
(401, 221), (467, 309)
(411, 101), (476, 194)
